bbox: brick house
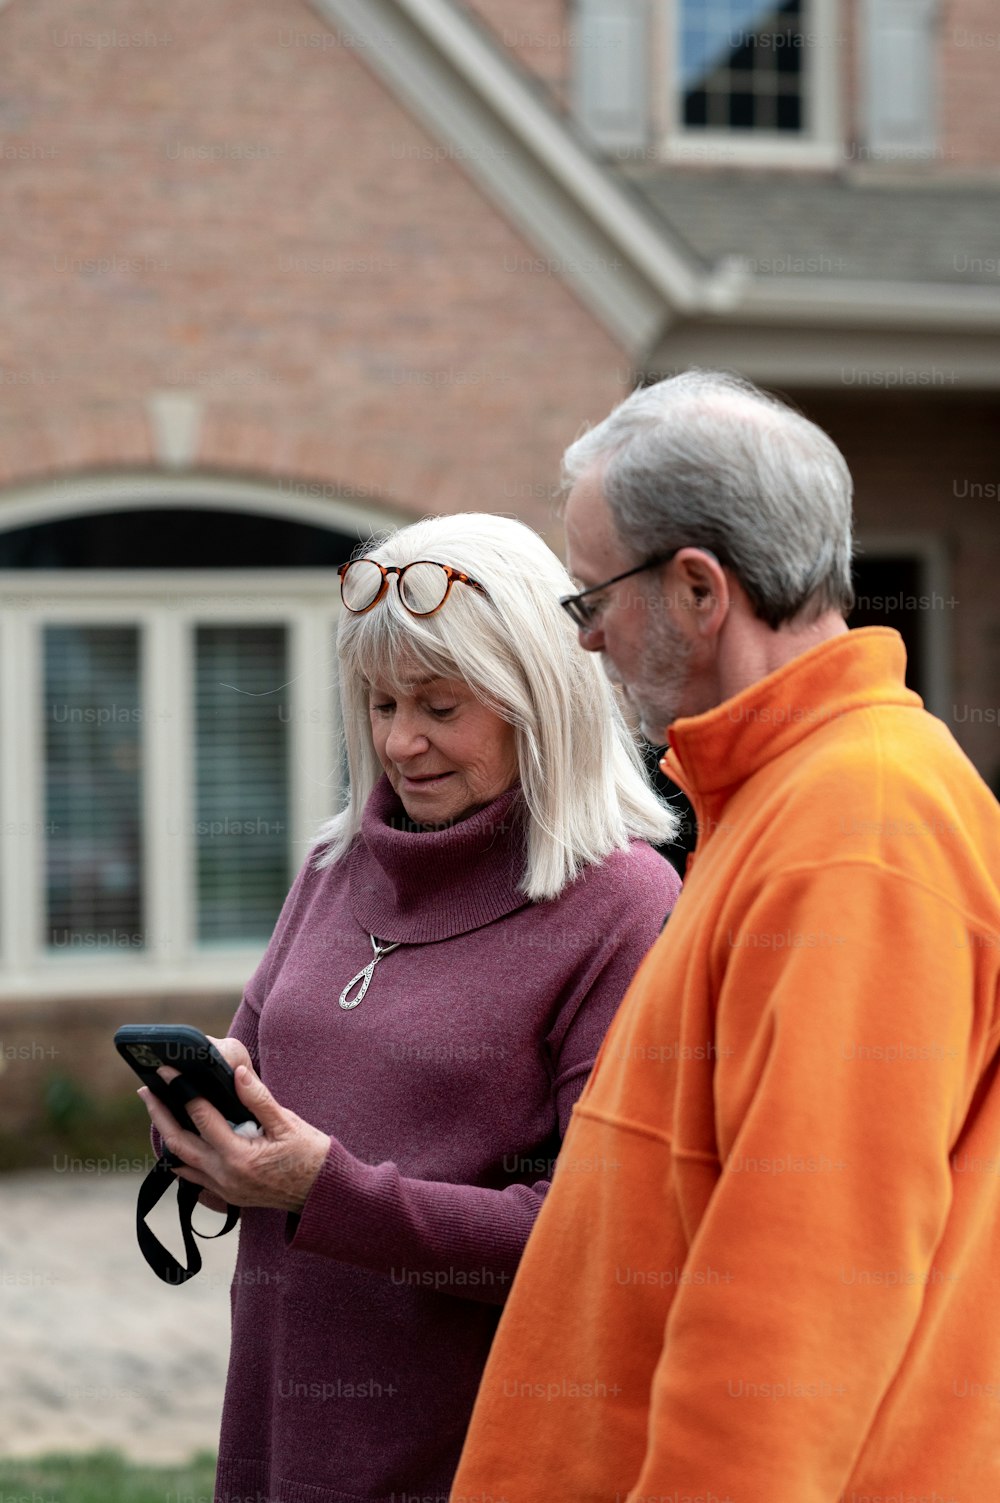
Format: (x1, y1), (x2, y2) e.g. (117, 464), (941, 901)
(0, 0), (997, 1129)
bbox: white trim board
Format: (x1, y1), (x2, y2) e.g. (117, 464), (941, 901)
(0, 471), (409, 537)
(648, 324), (1000, 390)
(731, 276), (1000, 332)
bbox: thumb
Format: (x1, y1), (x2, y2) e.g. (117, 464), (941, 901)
(233, 1062), (285, 1134)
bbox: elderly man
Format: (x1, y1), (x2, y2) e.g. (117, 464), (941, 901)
(452, 371), (1000, 1502)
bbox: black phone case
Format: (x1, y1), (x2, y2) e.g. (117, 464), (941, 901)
(114, 1024), (259, 1163)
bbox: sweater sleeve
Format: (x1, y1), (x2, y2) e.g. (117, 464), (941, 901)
(287, 855), (677, 1306)
(629, 860), (976, 1503)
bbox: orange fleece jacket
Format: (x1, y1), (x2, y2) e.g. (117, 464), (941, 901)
(451, 628), (1000, 1503)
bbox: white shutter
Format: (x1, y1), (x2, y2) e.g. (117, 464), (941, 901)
(863, 0), (936, 156)
(574, 0), (649, 153)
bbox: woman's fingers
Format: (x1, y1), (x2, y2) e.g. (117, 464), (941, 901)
(137, 1084), (181, 1139)
(208, 1034), (253, 1072)
(143, 1068), (329, 1213)
(231, 1063), (284, 1134)
(138, 1086), (204, 1166)
(183, 1092), (252, 1151)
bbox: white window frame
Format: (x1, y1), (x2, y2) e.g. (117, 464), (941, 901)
(655, 0), (842, 166)
(0, 570), (342, 998)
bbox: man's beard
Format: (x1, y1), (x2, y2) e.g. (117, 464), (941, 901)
(602, 610), (695, 748)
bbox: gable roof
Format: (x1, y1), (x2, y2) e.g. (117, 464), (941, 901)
(308, 0), (1000, 375)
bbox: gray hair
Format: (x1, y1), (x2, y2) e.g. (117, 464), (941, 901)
(563, 370), (855, 628)
(316, 512), (678, 900)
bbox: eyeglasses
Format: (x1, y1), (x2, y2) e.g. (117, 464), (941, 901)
(559, 551), (679, 629)
(338, 557), (489, 617)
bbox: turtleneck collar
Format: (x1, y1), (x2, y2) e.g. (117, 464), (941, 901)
(346, 775), (530, 943)
(660, 627), (920, 826)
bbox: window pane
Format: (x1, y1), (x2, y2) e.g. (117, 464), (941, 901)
(45, 626), (143, 951)
(776, 35), (801, 73)
(195, 625), (289, 945)
(684, 86), (709, 127)
(775, 92), (802, 130)
(729, 39), (756, 74)
(729, 90), (757, 128)
(680, 0), (806, 134)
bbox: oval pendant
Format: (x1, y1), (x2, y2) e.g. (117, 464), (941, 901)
(339, 961), (375, 1010)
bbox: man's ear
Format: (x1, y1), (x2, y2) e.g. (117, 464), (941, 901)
(671, 549), (730, 636)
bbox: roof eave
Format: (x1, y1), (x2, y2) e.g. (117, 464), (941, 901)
(709, 272), (1000, 331)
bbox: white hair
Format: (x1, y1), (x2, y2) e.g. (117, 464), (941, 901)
(563, 370), (855, 628)
(315, 512), (679, 900)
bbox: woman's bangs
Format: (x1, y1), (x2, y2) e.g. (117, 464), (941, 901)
(345, 597), (460, 690)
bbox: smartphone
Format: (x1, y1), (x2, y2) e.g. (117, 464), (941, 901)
(114, 1024), (260, 1164)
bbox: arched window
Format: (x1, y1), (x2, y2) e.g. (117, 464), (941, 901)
(0, 474), (399, 996)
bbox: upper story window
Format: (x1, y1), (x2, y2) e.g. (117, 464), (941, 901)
(573, 0), (841, 166)
(668, 0), (840, 161)
(680, 0), (807, 134)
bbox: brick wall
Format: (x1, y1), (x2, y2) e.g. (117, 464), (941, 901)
(0, 0), (627, 539)
(0, 994), (240, 1139)
(462, 0), (571, 100)
(939, 0), (1000, 168)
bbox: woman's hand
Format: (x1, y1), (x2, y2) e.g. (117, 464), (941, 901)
(151, 1035), (258, 1212)
(139, 1058), (330, 1215)
(206, 1034), (254, 1074)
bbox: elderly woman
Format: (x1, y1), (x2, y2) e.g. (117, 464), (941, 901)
(140, 512), (681, 1503)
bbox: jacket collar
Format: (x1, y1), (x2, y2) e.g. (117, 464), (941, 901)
(661, 627), (920, 813)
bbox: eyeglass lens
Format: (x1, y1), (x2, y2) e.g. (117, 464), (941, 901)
(398, 562), (451, 615)
(340, 559), (386, 611)
(341, 560), (452, 616)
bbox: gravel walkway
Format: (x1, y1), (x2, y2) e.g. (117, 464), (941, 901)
(0, 1169), (237, 1461)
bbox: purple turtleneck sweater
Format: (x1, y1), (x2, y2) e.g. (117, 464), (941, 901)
(213, 778), (680, 1503)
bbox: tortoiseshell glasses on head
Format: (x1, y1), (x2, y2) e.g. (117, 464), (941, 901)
(338, 558), (489, 617)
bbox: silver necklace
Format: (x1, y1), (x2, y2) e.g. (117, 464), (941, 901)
(339, 933), (403, 1010)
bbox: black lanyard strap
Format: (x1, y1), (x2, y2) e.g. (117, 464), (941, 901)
(136, 1158), (239, 1285)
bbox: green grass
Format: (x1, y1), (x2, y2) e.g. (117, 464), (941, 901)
(0, 1449), (216, 1503)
